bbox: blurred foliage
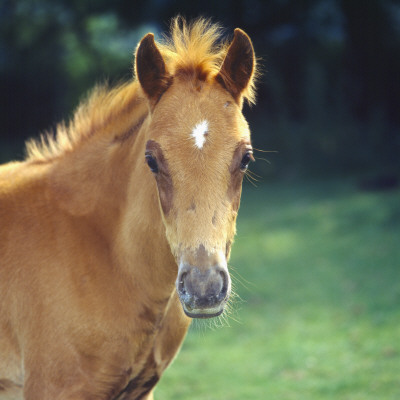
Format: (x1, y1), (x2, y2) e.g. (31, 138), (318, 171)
(0, 0), (399, 176)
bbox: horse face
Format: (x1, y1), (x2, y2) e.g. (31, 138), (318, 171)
(145, 82), (253, 317)
(137, 29), (255, 318)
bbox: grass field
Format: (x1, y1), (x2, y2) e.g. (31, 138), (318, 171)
(155, 178), (400, 399)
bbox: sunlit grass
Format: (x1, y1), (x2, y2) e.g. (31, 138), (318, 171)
(155, 178), (400, 399)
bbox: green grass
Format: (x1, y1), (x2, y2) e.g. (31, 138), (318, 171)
(155, 178), (400, 399)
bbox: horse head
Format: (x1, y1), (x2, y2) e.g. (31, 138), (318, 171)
(136, 22), (256, 318)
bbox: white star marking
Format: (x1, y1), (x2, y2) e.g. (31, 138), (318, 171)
(191, 120), (209, 149)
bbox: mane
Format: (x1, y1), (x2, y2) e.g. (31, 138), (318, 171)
(156, 17), (257, 103)
(26, 17), (257, 163)
(25, 81), (144, 162)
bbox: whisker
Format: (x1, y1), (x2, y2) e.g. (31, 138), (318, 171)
(254, 156), (272, 165)
(246, 170), (261, 181)
(229, 264), (257, 291)
(223, 294), (242, 325)
(245, 173), (258, 187)
(190, 318), (208, 334)
(253, 147), (278, 154)
(247, 169), (262, 179)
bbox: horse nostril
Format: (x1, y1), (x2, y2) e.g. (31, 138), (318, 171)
(218, 270), (229, 300)
(178, 272), (187, 294)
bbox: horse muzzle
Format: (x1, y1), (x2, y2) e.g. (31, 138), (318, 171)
(176, 247), (231, 318)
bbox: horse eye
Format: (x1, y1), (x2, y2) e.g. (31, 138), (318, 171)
(240, 152), (253, 171)
(145, 154), (159, 173)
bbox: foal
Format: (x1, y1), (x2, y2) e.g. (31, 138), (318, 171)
(0, 18), (257, 399)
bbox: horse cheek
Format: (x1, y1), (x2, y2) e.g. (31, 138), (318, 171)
(155, 174), (173, 216)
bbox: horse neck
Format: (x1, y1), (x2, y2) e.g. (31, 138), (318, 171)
(47, 97), (177, 295)
(84, 113), (177, 295)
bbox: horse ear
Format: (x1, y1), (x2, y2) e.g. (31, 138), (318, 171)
(216, 28), (255, 105)
(136, 33), (171, 105)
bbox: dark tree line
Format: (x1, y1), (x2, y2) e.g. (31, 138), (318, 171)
(1, 0), (399, 176)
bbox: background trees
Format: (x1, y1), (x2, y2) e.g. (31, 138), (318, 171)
(1, 0), (399, 178)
